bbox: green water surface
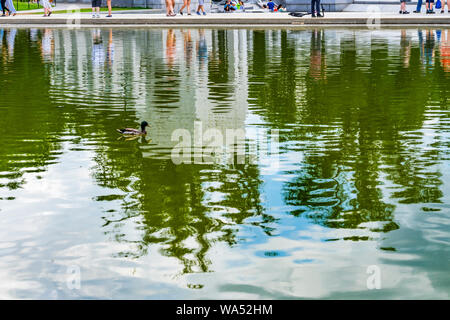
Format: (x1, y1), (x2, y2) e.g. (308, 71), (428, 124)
(0, 27), (449, 299)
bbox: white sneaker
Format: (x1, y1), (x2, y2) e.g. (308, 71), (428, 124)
(92, 14), (96, 18)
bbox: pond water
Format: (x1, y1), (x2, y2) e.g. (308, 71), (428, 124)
(0, 27), (449, 299)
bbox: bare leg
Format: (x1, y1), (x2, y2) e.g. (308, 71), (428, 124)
(180, 0), (187, 13)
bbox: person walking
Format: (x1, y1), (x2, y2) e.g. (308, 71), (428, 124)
(179, 0), (192, 15)
(440, 0), (449, 13)
(414, 0), (423, 12)
(165, 0), (176, 16)
(426, 0), (435, 13)
(311, 0), (322, 17)
(5, 0), (17, 16)
(399, 0), (409, 14)
(1, 0), (11, 16)
(106, 0), (112, 17)
(196, 0), (206, 15)
(92, 0), (101, 18)
(267, 0), (276, 11)
(41, 0), (52, 16)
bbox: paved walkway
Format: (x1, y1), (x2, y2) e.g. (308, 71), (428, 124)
(1, 11), (450, 26)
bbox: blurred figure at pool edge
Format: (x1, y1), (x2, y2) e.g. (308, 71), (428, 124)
(224, 0), (237, 11)
(311, 0), (323, 17)
(92, 0), (101, 18)
(426, 0), (435, 13)
(165, 0), (176, 16)
(179, 0), (192, 15)
(41, 0), (52, 16)
(399, 0), (410, 14)
(440, 0), (450, 12)
(5, 0), (16, 16)
(1, 0), (11, 16)
(106, 0), (112, 17)
(196, 0), (206, 15)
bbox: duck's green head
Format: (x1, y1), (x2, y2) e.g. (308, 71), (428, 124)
(141, 121), (149, 131)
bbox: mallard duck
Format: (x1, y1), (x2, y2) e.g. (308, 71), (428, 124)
(117, 121), (149, 135)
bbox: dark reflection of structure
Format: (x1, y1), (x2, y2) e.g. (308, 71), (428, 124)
(91, 151), (267, 273)
(0, 28), (61, 192)
(247, 30), (298, 126)
(207, 30), (234, 109)
(152, 29), (180, 107)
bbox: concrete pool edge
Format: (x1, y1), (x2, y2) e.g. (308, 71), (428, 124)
(1, 13), (450, 26)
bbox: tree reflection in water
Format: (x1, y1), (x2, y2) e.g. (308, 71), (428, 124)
(0, 27), (448, 276)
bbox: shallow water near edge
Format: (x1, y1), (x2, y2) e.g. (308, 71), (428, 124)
(0, 27), (449, 299)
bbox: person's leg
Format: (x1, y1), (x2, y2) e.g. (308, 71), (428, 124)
(165, 0), (170, 15)
(107, 0), (112, 16)
(180, 0), (187, 13)
(92, 0), (96, 17)
(312, 0), (319, 16)
(415, 0), (422, 12)
(6, 0), (16, 14)
(187, 0), (191, 14)
(2, 0), (10, 14)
